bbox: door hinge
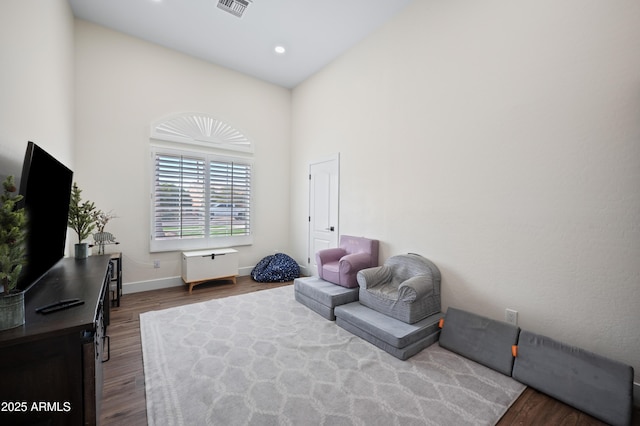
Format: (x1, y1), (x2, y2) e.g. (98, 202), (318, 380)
(308, 257), (310, 264)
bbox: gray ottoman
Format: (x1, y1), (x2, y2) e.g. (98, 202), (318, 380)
(294, 276), (359, 320)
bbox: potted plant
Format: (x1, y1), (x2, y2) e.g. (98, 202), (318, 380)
(0, 176), (27, 331)
(68, 182), (97, 259)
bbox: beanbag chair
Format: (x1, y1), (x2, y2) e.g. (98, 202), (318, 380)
(251, 253), (300, 282)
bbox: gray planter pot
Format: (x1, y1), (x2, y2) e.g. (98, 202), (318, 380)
(0, 291), (25, 331)
(75, 243), (89, 259)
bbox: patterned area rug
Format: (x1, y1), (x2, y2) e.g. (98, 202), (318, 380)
(140, 285), (525, 425)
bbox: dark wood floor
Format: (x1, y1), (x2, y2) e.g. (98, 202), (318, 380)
(101, 277), (639, 425)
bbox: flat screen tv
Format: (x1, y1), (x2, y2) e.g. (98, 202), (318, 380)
(17, 142), (73, 292)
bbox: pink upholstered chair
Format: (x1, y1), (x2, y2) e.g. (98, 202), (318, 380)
(316, 235), (379, 288)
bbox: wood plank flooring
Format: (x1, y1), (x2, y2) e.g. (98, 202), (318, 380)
(498, 386), (638, 425)
(101, 277), (639, 425)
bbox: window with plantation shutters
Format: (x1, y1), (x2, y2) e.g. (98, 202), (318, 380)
(209, 160), (251, 237)
(149, 113), (254, 252)
(151, 150), (252, 251)
(153, 153), (206, 240)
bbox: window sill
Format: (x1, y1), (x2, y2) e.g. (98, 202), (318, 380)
(149, 235), (252, 253)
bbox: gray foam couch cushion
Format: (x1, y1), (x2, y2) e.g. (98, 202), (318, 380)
(438, 307), (520, 376)
(512, 330), (634, 426)
(335, 302), (442, 360)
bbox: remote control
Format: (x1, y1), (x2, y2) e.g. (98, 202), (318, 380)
(36, 298), (85, 314)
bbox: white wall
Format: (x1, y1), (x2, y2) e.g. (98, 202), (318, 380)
(0, 0), (75, 177)
(74, 21), (292, 288)
(291, 0), (640, 382)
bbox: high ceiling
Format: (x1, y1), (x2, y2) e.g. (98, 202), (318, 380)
(69, 0), (414, 89)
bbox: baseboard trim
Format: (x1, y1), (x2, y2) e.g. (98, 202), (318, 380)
(299, 265), (311, 276)
(123, 276), (184, 294)
(122, 264), (305, 294)
(239, 266), (253, 276)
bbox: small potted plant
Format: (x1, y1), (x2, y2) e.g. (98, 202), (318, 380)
(67, 182), (98, 259)
(0, 175), (27, 330)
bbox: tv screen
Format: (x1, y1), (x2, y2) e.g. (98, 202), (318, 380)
(17, 142), (73, 292)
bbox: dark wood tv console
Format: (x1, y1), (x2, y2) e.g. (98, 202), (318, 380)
(0, 255), (112, 426)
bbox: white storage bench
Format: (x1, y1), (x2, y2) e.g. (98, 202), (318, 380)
(181, 248), (239, 293)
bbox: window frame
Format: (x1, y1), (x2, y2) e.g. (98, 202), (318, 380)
(149, 145), (253, 253)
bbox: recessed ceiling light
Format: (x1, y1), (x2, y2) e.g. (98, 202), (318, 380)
(274, 46), (286, 55)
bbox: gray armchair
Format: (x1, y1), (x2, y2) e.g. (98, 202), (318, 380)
(357, 253), (441, 324)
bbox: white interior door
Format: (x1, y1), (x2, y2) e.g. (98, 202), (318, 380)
(308, 154), (340, 275)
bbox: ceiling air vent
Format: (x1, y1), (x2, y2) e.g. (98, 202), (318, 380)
(217, 0), (253, 18)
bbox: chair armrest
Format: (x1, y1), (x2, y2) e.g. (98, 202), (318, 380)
(339, 252), (374, 274)
(398, 275), (434, 302)
(357, 265), (392, 289)
(316, 247), (346, 265)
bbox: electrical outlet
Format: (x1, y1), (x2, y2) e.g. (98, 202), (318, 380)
(153, 260), (160, 269)
(505, 308), (518, 325)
